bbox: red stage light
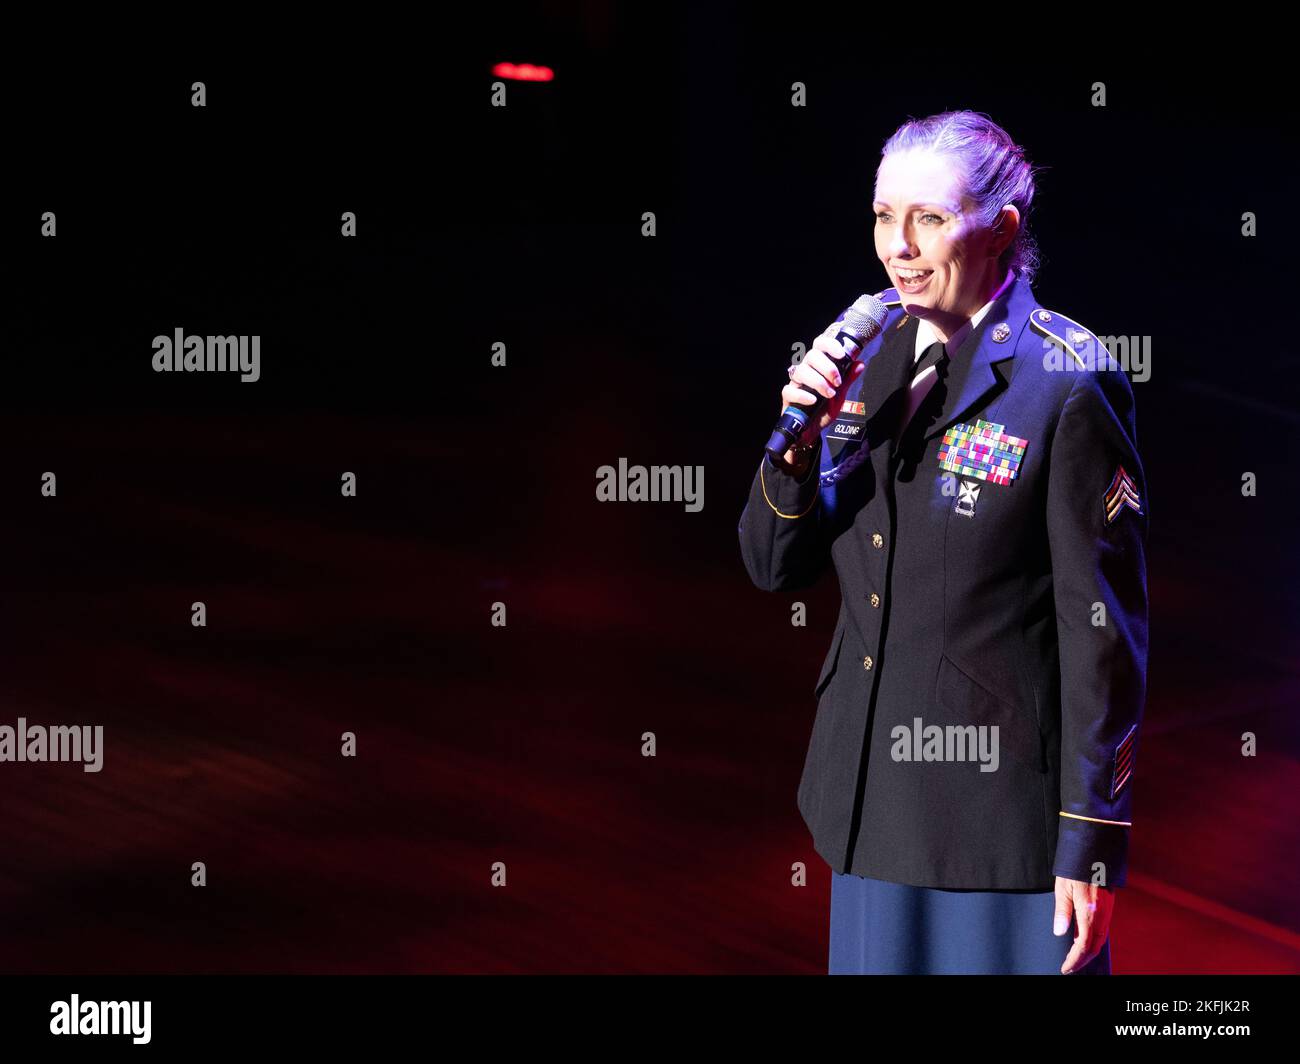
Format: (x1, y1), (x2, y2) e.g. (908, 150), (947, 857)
(491, 62), (555, 82)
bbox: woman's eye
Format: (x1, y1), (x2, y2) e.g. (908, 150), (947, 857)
(921, 213), (943, 224)
(874, 212), (892, 223)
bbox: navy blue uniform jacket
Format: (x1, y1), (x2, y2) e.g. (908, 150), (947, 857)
(738, 272), (1150, 890)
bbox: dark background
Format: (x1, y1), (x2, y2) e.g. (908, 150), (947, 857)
(2, 7), (1296, 972)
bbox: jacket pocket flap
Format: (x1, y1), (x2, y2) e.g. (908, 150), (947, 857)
(934, 654), (1042, 769)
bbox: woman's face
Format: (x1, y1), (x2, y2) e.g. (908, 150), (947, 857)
(873, 149), (1006, 322)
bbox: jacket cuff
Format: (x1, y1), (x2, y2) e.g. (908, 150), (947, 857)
(1052, 812), (1130, 888)
(757, 439), (822, 518)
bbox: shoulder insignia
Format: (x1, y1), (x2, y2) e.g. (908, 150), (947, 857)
(1024, 306), (1107, 369)
(1028, 307), (1110, 371)
(1104, 464), (1143, 524)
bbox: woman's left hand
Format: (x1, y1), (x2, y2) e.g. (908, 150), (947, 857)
(1053, 876), (1115, 974)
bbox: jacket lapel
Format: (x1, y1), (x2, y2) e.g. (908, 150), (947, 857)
(904, 272), (1037, 453)
(859, 312), (919, 450)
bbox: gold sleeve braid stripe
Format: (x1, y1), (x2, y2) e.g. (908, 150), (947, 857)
(1059, 811), (1132, 827)
(759, 458), (821, 518)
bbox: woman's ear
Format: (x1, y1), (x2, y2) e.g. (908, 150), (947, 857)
(992, 204), (1021, 254)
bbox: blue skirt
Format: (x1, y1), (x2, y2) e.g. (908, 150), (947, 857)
(829, 871), (1112, 975)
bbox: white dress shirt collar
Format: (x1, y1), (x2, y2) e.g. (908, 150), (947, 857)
(913, 267), (1016, 361)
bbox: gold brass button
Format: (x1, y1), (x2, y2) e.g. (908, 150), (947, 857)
(863, 655), (874, 671)
(871, 532), (884, 549)
(869, 593), (880, 608)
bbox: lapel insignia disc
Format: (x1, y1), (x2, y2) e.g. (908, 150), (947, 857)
(938, 419), (1029, 487)
(991, 322), (1011, 343)
(1104, 464), (1143, 524)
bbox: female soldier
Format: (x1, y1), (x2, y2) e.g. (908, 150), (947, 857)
(738, 111), (1149, 974)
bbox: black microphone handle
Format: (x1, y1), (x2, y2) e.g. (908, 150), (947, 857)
(764, 323), (868, 461)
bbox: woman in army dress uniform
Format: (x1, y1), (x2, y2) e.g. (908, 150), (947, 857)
(738, 111), (1149, 974)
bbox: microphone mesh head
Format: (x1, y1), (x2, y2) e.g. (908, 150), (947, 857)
(840, 294), (889, 342)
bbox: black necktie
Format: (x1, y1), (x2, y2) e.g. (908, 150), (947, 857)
(913, 339), (949, 381)
(896, 340), (950, 461)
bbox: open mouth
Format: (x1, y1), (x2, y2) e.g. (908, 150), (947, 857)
(895, 268), (934, 292)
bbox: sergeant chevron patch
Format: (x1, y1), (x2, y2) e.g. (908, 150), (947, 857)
(1111, 724), (1137, 799)
(1104, 464), (1143, 524)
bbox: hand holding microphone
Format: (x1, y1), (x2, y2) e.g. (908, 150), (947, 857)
(774, 334), (865, 475)
(766, 295), (890, 472)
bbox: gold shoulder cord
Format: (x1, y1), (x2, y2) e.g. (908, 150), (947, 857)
(759, 456), (821, 518)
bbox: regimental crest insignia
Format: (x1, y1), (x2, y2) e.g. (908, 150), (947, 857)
(954, 477), (981, 518)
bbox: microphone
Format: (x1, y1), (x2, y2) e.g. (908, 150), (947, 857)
(765, 294), (890, 461)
